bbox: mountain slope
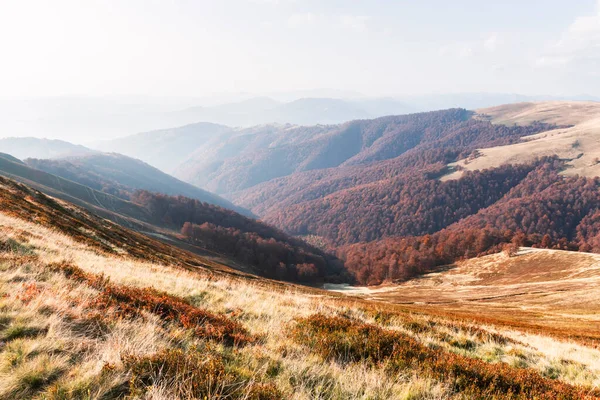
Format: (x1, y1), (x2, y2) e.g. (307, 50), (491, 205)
(0, 175), (598, 399)
(445, 101), (600, 179)
(174, 109), (475, 194)
(0, 154), (342, 283)
(93, 122), (232, 173)
(231, 111), (558, 233)
(25, 152), (250, 216)
(0, 152), (24, 165)
(0, 137), (95, 160)
(0, 152), (153, 227)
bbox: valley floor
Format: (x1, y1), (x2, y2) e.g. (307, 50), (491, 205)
(1, 211), (599, 399)
(338, 248), (600, 348)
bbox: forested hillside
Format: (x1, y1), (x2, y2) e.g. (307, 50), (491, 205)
(339, 159), (600, 285)
(0, 153), (344, 284)
(26, 153), (249, 215)
(176, 109), (477, 193)
(130, 191), (348, 283)
(232, 113), (561, 242)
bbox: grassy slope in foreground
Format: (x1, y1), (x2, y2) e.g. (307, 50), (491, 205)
(0, 177), (599, 398)
(342, 248), (600, 348)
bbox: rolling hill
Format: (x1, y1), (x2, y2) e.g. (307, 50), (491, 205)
(25, 152), (249, 216)
(334, 247), (600, 346)
(444, 101), (600, 179)
(0, 137), (96, 160)
(0, 174), (599, 399)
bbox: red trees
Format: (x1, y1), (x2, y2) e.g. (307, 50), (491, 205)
(338, 161), (600, 285)
(180, 222), (343, 283)
(268, 162), (539, 245)
(131, 190), (348, 284)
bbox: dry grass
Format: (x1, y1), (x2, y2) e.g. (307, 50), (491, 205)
(291, 314), (599, 399)
(1, 208), (600, 398)
(354, 248), (600, 349)
(442, 101), (600, 180)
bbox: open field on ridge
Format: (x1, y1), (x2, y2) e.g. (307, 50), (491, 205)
(443, 101), (600, 180)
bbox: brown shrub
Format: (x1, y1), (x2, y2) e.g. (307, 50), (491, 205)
(291, 314), (415, 365)
(292, 314), (600, 399)
(123, 349), (281, 399)
(48, 262), (253, 346)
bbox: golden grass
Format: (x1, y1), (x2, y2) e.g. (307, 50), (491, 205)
(443, 101), (600, 179)
(354, 248), (600, 350)
(1, 210), (599, 398)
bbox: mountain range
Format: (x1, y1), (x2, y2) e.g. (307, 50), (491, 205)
(90, 101), (600, 285)
(3, 93), (598, 143)
(2, 100), (600, 398)
(4, 100), (600, 287)
(1, 167), (598, 399)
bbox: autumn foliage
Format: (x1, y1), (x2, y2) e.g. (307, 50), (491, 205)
(292, 314), (600, 399)
(130, 189), (348, 283)
(49, 262), (253, 346)
(181, 222), (347, 283)
(124, 349), (281, 399)
(339, 159), (600, 284)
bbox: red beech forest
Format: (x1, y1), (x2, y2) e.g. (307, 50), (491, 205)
(130, 190), (348, 283)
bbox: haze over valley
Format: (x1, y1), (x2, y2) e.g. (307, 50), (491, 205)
(1, 1), (600, 399)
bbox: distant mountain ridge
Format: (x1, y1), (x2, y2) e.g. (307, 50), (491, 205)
(0, 137), (96, 160)
(25, 152), (251, 216)
(0, 152), (344, 283)
(6, 92), (594, 142)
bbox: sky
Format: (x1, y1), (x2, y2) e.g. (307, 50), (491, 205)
(0, 0), (599, 98)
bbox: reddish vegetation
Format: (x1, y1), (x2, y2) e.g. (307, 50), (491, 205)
(235, 113), (560, 221)
(340, 159), (600, 284)
(292, 314), (600, 399)
(49, 262), (253, 346)
(132, 190), (348, 283)
(15, 282), (42, 304)
(269, 162), (538, 245)
(181, 222), (346, 283)
(124, 349), (281, 399)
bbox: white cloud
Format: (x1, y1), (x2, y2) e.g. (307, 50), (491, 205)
(287, 12), (317, 27)
(483, 33), (499, 52)
(536, 1), (600, 68)
(339, 15), (370, 33)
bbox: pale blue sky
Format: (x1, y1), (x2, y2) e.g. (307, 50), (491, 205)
(0, 0), (598, 98)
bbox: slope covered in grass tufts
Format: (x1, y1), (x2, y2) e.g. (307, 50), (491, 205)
(0, 177), (599, 399)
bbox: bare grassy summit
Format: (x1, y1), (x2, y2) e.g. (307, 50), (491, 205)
(445, 101), (600, 179)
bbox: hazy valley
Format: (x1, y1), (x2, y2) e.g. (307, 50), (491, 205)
(0, 97), (599, 397)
